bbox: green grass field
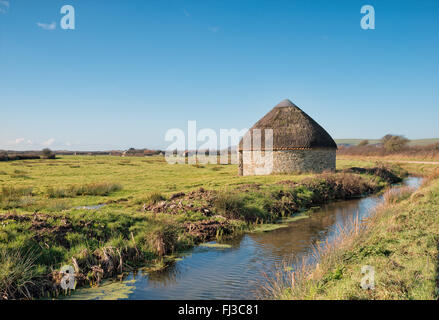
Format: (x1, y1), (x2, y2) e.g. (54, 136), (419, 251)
(0, 156), (414, 299)
(0, 155), (313, 205)
(0, 156), (383, 206)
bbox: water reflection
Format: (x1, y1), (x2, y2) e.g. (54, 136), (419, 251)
(249, 198), (376, 261)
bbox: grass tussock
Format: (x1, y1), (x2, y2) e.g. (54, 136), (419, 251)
(139, 222), (179, 256)
(213, 192), (248, 220)
(0, 249), (40, 300)
(46, 182), (122, 198)
(382, 186), (413, 205)
(1, 186), (33, 200)
(9, 169), (31, 179)
(0, 186), (34, 209)
(146, 192), (166, 205)
(135, 192), (166, 207)
(44, 199), (71, 212)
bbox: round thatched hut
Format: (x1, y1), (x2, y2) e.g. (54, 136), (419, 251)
(238, 99), (337, 176)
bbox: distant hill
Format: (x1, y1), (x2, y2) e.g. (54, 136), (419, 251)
(335, 138), (439, 147)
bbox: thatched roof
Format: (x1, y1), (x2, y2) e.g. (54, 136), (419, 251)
(239, 99), (337, 151)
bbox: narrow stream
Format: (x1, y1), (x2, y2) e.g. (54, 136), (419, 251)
(72, 177), (422, 300)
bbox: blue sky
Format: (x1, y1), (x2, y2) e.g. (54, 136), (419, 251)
(1, 0), (438, 151)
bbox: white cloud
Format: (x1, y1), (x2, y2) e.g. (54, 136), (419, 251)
(208, 26), (220, 33)
(0, 1), (9, 14)
(37, 22), (56, 31)
(6, 138), (34, 146)
(0, 0), (9, 14)
(42, 138), (55, 146)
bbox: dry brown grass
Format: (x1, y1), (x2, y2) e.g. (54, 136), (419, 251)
(421, 168), (439, 187)
(381, 186), (413, 205)
(338, 143), (439, 161)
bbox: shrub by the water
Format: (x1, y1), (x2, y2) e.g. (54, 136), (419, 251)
(213, 192), (247, 220)
(143, 223), (179, 256)
(132, 217), (184, 257)
(264, 172), (382, 219)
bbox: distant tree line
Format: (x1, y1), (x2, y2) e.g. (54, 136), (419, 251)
(338, 134), (439, 160)
(0, 149), (55, 162)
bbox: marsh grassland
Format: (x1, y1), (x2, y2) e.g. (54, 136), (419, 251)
(0, 155), (431, 299)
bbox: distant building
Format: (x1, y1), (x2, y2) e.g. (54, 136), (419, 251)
(238, 99), (337, 176)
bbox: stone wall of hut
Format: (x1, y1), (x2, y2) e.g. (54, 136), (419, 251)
(239, 149), (336, 176)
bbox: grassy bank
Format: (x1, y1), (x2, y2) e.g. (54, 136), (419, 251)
(0, 156), (406, 299)
(268, 169), (439, 300)
(338, 156), (439, 178)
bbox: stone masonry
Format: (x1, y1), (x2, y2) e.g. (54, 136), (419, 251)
(239, 149), (336, 176)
